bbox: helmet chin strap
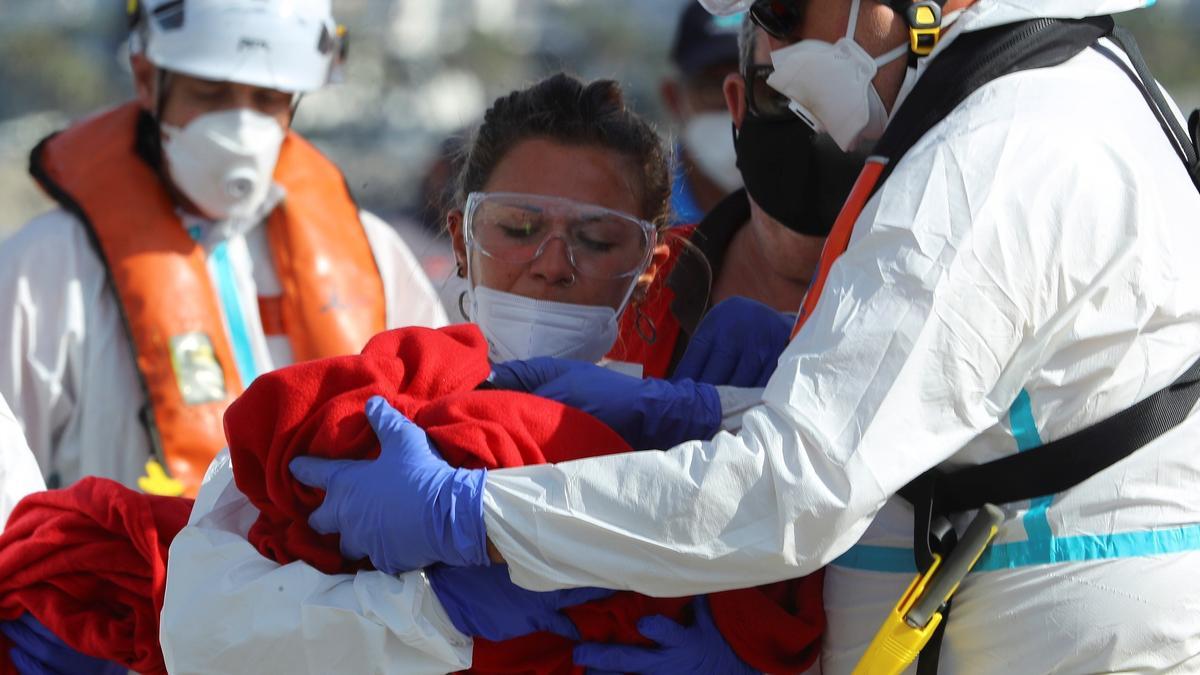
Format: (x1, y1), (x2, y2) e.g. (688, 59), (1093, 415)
(153, 69), (171, 123)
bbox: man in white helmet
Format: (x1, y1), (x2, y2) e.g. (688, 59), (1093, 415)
(285, 0), (1200, 673)
(0, 0), (446, 498)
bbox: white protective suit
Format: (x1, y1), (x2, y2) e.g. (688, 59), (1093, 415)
(0, 392), (45, 529)
(0, 201), (447, 490)
(472, 2), (1200, 673)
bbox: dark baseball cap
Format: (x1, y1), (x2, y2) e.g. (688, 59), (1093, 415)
(670, 3), (743, 76)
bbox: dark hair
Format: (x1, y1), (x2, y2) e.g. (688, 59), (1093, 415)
(455, 73), (671, 228)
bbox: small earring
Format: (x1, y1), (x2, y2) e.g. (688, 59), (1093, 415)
(455, 262), (466, 279)
(562, 272), (577, 288)
(458, 290), (470, 321)
(634, 302), (657, 345)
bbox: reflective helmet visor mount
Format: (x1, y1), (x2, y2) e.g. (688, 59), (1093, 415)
(127, 0), (346, 94)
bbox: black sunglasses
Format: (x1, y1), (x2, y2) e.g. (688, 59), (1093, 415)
(744, 64), (795, 122)
(748, 0), (807, 40)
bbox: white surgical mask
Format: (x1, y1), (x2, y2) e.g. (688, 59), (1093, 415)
(682, 112), (744, 193)
(765, 0), (908, 152)
(469, 286), (620, 363)
(161, 109), (285, 221)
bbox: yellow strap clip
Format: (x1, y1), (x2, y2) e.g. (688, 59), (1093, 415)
(138, 459), (186, 497)
(852, 554), (945, 675)
(907, 2), (943, 57)
(853, 504), (1005, 675)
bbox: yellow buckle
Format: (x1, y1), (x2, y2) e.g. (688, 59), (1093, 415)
(851, 554), (945, 675)
(138, 459), (186, 497)
(907, 3), (943, 57)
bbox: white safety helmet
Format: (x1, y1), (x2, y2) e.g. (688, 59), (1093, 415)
(128, 0), (345, 94)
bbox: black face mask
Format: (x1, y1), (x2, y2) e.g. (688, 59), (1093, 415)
(734, 112), (867, 237)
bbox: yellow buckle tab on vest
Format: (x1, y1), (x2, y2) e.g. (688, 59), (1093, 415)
(852, 554), (945, 675)
(138, 459), (186, 497)
(853, 504), (1005, 675)
(907, 2), (943, 57)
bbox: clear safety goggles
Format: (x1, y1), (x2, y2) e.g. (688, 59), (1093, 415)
(463, 192), (658, 280)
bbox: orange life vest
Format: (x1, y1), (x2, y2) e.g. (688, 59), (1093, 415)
(29, 102), (386, 497)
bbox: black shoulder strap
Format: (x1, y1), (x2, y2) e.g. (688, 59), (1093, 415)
(930, 25), (1200, 517)
(936, 357), (1200, 514)
(877, 17), (1113, 573)
(871, 16), (1114, 193)
(1105, 27), (1200, 191)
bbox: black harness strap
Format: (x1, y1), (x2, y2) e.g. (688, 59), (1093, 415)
(934, 357), (1200, 515)
(870, 16), (1115, 195)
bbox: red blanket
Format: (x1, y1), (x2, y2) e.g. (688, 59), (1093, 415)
(225, 324), (822, 673)
(0, 324), (820, 675)
(0, 478), (191, 675)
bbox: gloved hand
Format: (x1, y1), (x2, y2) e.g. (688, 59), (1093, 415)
(489, 358), (594, 392)
(289, 396), (489, 573)
(672, 297), (795, 388)
(490, 358), (721, 451)
(573, 596), (758, 675)
(0, 613), (126, 675)
(428, 563), (614, 642)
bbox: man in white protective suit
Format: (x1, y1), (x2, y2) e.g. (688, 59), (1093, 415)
(0, 393), (45, 530)
(0, 0), (446, 499)
(283, 0), (1200, 673)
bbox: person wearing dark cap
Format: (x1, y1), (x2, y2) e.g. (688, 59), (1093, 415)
(662, 3), (745, 225)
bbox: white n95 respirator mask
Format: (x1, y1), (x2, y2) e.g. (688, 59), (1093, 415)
(468, 286), (620, 364)
(766, 0), (907, 153)
(683, 112), (744, 193)
(161, 109), (285, 221)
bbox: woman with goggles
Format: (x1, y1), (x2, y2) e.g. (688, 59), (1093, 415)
(451, 189), (659, 364)
(161, 72), (821, 675)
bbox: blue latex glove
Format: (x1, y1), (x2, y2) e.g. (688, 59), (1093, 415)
(489, 358), (595, 393)
(491, 358), (721, 451)
(289, 396), (489, 573)
(573, 596), (758, 674)
(0, 613), (126, 675)
(428, 563), (614, 641)
(672, 297), (795, 388)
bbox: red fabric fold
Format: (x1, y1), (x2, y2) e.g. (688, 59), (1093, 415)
(0, 478), (191, 675)
(225, 324), (635, 575)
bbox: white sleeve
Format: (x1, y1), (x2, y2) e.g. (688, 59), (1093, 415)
(160, 453), (473, 675)
(480, 121), (1146, 596)
(0, 210), (93, 483)
(0, 393), (45, 529)
(360, 210), (449, 330)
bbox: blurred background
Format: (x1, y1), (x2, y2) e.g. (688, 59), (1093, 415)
(1, 0), (1197, 306)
